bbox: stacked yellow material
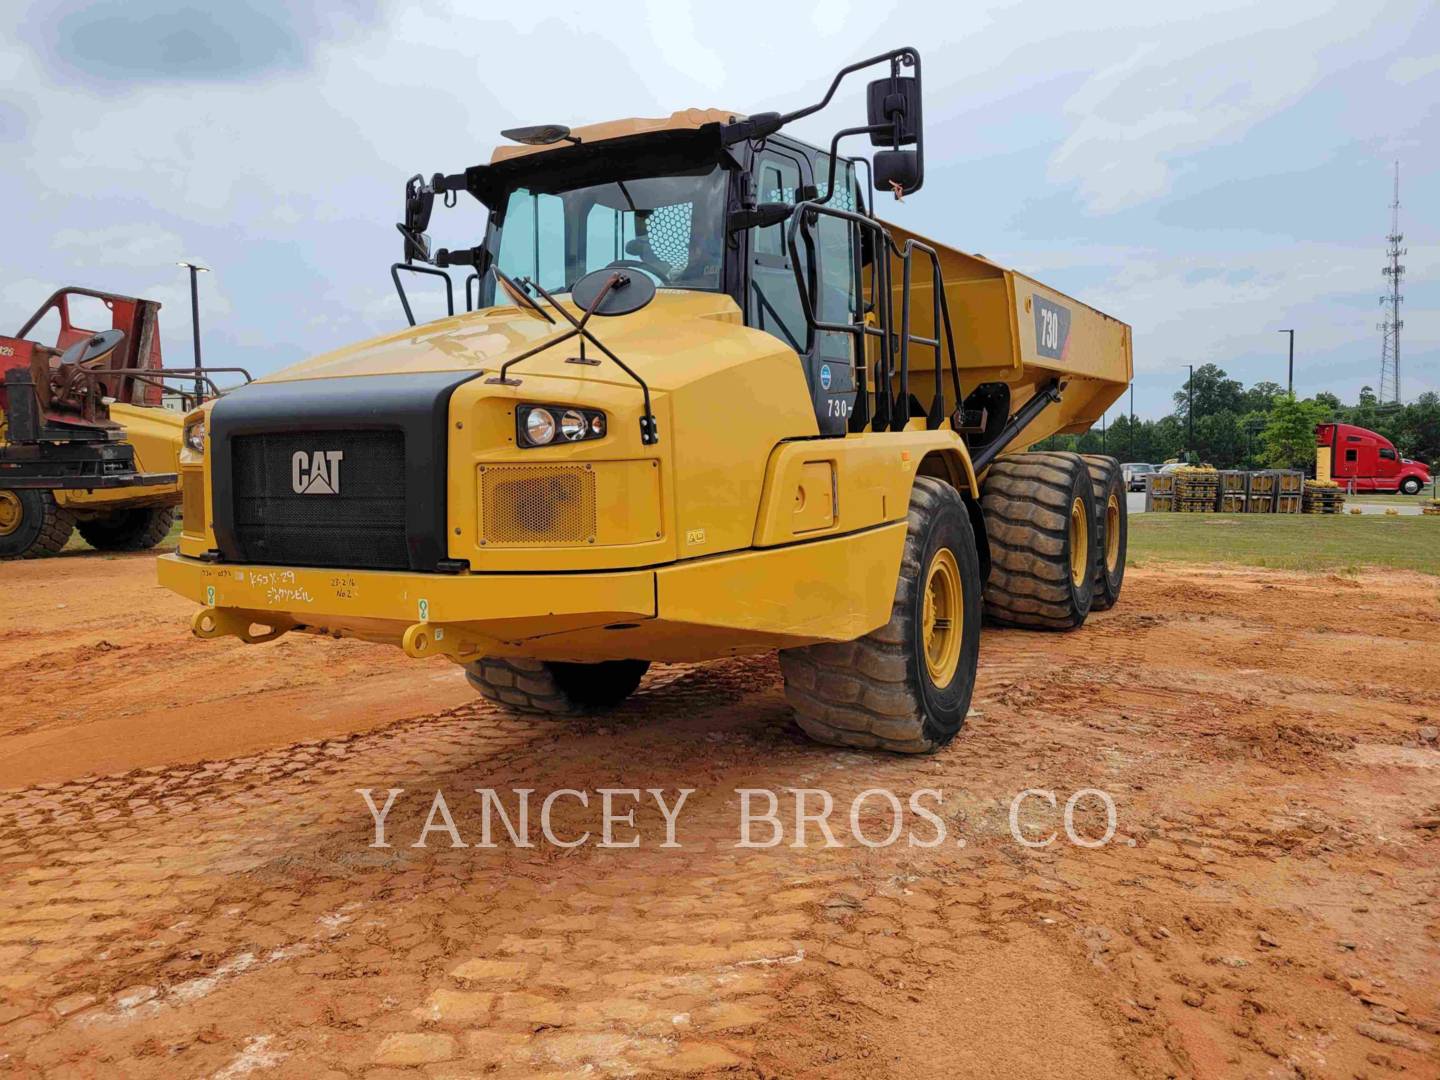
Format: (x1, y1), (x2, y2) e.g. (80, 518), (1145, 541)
(1303, 480), (1345, 515)
(1173, 466), (1219, 511)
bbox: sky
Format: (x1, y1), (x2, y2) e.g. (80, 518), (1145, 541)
(1, 0), (1436, 419)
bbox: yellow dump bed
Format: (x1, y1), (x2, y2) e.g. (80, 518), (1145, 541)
(883, 221), (1132, 451)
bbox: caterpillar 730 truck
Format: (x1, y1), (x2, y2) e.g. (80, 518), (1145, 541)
(160, 48), (1132, 752)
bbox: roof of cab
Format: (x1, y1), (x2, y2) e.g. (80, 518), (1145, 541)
(489, 109), (740, 164)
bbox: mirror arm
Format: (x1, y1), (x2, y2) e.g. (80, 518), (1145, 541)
(812, 123), (888, 207)
(720, 46), (918, 147)
(777, 46), (919, 127)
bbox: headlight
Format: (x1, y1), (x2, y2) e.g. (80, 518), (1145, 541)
(184, 418), (207, 453)
(517, 405), (607, 448)
(559, 409), (587, 441)
(523, 407), (556, 446)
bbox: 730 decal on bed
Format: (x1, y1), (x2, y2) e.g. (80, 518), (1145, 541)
(1032, 295), (1072, 361)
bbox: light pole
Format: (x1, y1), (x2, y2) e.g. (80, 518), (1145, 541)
(1187, 363), (1195, 462)
(1129, 382), (1135, 460)
(1278, 329), (1294, 396)
(177, 261), (210, 404)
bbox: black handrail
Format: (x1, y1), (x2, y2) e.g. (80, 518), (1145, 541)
(783, 200), (962, 436)
(390, 263), (455, 327)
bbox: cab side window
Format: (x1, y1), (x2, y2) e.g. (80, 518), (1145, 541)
(812, 154), (859, 368)
(496, 189), (566, 291)
(748, 152), (807, 352)
(1379, 447), (1396, 461)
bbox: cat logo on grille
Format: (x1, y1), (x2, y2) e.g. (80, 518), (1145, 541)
(291, 450), (344, 495)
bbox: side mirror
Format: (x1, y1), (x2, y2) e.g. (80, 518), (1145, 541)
(866, 75), (921, 146)
(396, 223), (433, 264)
(401, 174), (435, 262)
(873, 150), (921, 195)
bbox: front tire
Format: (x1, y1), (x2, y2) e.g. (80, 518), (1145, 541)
(980, 451), (1097, 630)
(76, 506), (176, 552)
(0, 490), (75, 560)
(1081, 454), (1126, 611)
(465, 657), (650, 715)
(779, 476), (982, 754)
(1400, 477), (1422, 496)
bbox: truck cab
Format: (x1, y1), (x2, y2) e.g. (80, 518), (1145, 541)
(1316, 422), (1430, 495)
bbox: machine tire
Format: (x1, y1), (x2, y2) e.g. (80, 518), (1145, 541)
(1400, 477), (1422, 496)
(980, 451), (1097, 630)
(465, 657), (650, 715)
(778, 476), (982, 754)
(0, 490), (75, 560)
(76, 506), (177, 552)
(1081, 454), (1126, 611)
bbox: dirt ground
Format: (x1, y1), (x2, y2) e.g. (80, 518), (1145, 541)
(1, 553), (1438, 1078)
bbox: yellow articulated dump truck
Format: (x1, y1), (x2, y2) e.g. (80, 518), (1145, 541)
(161, 48), (1131, 753)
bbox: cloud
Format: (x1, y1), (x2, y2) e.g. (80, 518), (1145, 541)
(52, 224), (190, 268)
(1047, 3), (1424, 213)
(0, 98), (27, 142)
(1387, 53), (1440, 83)
(21, 0), (386, 86)
(1, 0), (1435, 413)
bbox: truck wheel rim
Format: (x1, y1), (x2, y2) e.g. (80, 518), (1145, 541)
(0, 492), (21, 536)
(922, 548), (962, 687)
(1104, 493), (1120, 573)
(1069, 496), (1088, 587)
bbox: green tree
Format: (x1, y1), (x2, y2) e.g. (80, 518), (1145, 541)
(1194, 412), (1245, 468)
(1174, 364), (1244, 419)
(1260, 396), (1325, 469)
(1152, 415), (1185, 462)
(1240, 381), (1285, 415)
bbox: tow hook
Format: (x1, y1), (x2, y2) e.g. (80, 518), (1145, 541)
(401, 622), (488, 662)
(191, 607), (292, 645)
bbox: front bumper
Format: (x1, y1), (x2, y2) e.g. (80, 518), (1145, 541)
(157, 521), (906, 664)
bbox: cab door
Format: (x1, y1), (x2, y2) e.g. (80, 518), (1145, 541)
(1376, 444), (1401, 487)
(745, 146), (812, 358)
(743, 144), (859, 437)
(808, 152), (861, 435)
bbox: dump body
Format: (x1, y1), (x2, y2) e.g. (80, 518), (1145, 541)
(882, 221), (1132, 451)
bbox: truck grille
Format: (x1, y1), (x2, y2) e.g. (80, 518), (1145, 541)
(479, 464), (597, 545)
(230, 430), (408, 569)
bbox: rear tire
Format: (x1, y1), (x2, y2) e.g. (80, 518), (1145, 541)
(0, 490), (75, 559)
(980, 451), (1097, 630)
(465, 657), (650, 715)
(1081, 454), (1126, 611)
(77, 506), (176, 552)
(779, 476), (982, 754)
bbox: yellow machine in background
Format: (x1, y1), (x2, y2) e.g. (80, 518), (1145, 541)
(161, 48), (1131, 752)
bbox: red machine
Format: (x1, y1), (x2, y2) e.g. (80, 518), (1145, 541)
(1, 286), (250, 559)
(1316, 422), (1431, 495)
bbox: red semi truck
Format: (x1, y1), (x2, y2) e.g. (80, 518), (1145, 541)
(1316, 422), (1431, 495)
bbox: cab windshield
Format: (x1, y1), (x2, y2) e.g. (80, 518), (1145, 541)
(490, 163), (727, 296)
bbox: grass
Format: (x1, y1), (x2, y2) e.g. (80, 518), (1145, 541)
(1128, 512), (1440, 575)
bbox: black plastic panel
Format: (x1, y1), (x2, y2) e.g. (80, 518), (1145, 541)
(208, 371), (480, 571)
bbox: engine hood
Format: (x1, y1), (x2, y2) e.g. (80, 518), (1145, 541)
(260, 290), (776, 394)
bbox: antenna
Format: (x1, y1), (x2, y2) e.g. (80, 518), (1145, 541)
(1378, 161), (1405, 405)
